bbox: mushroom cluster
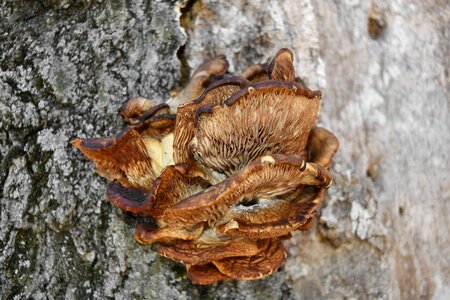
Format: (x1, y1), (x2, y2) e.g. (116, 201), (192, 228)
(72, 49), (339, 285)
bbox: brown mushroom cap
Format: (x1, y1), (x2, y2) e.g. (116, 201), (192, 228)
(157, 235), (259, 265)
(241, 63), (269, 83)
(242, 48), (295, 83)
(296, 217), (315, 231)
(135, 222), (204, 245)
(71, 127), (156, 190)
(307, 127), (339, 169)
(216, 187), (325, 239)
(132, 113), (176, 139)
(139, 103), (171, 119)
(268, 48), (296, 82)
(118, 97), (158, 124)
(162, 154), (333, 227)
(186, 264), (230, 285)
(106, 163), (209, 216)
(212, 239), (286, 280)
(191, 80), (321, 176)
(173, 77), (249, 164)
(106, 181), (150, 213)
(147, 163), (210, 217)
(167, 55), (229, 109)
(192, 54), (229, 78)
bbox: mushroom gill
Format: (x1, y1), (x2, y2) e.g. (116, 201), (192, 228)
(190, 80), (321, 176)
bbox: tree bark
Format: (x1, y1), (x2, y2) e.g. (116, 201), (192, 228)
(1, 0), (448, 299)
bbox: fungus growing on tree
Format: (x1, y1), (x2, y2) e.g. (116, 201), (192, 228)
(72, 48), (339, 285)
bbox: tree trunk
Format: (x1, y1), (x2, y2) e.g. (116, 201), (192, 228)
(1, 0), (448, 299)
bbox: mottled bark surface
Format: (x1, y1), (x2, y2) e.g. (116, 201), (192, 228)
(0, 0), (448, 299)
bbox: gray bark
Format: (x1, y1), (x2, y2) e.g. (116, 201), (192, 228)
(0, 0), (448, 299)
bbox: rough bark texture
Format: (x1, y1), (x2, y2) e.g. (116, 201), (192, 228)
(0, 0), (448, 299)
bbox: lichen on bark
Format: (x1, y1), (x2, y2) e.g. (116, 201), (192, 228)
(1, 0), (449, 299)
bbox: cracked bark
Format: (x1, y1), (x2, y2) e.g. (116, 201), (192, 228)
(1, 0), (448, 299)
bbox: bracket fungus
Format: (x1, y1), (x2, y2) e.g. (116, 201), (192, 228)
(72, 48), (339, 285)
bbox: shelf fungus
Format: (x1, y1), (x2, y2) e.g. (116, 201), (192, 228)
(72, 48), (339, 285)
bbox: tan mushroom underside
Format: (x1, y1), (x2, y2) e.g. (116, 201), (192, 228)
(191, 81), (321, 176)
(173, 77), (249, 164)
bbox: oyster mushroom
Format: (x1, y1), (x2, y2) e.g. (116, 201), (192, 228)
(106, 163), (209, 216)
(215, 187), (325, 239)
(212, 239), (287, 280)
(173, 77), (249, 164)
(166, 55), (229, 110)
(162, 154), (332, 227)
(72, 48), (339, 285)
(268, 48), (296, 82)
(157, 235), (259, 265)
(241, 63), (269, 82)
(71, 127), (156, 190)
(119, 98), (169, 124)
(186, 264), (230, 285)
(190, 80), (321, 176)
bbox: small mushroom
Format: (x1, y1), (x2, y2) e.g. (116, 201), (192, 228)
(132, 113), (176, 139)
(126, 106), (177, 171)
(72, 127), (156, 190)
(186, 264), (230, 285)
(106, 163), (209, 216)
(307, 127), (339, 169)
(216, 188), (325, 239)
(212, 239), (286, 280)
(106, 181), (150, 214)
(118, 97), (158, 124)
(268, 48), (296, 82)
(167, 55), (229, 110)
(241, 63), (269, 82)
(162, 154), (332, 227)
(157, 235), (259, 265)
